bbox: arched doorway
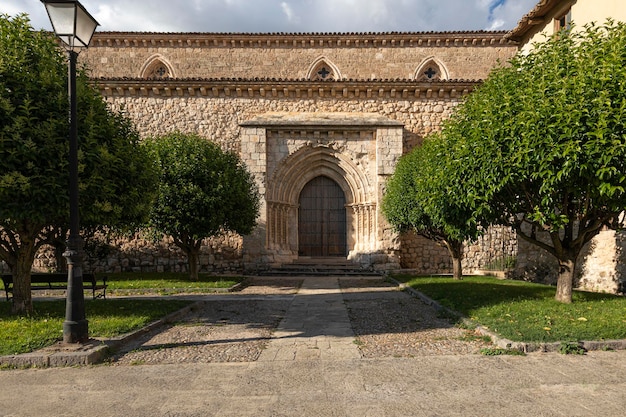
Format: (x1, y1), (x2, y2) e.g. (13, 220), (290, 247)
(298, 176), (347, 257)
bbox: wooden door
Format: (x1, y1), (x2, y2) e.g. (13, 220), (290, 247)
(298, 176), (347, 257)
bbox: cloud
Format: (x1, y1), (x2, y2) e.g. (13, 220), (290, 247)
(1, 0), (539, 33)
(281, 2), (300, 25)
(488, 19), (506, 31)
(488, 0), (536, 30)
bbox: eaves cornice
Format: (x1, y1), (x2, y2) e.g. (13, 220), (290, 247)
(91, 31), (512, 48)
(505, 0), (574, 43)
(94, 77), (481, 100)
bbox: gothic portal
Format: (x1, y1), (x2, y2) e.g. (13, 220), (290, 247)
(240, 112), (403, 267)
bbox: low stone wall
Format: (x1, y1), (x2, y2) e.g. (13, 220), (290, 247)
(1, 225), (622, 295)
(463, 226), (518, 272)
(398, 226), (518, 275)
(512, 228), (626, 295)
(29, 232), (245, 276)
(399, 231), (452, 274)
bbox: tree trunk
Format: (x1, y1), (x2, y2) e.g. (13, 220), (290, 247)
(452, 255), (463, 280)
(187, 248), (200, 281)
(173, 235), (202, 281)
(555, 256), (576, 304)
(444, 239), (464, 280)
(53, 239), (67, 273)
(11, 240), (38, 315)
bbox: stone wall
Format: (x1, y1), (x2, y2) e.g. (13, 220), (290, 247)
(399, 226), (518, 275)
(105, 95), (461, 150)
(103, 93), (462, 270)
(464, 226), (518, 272)
(577, 230), (626, 294)
(84, 32), (515, 81)
(513, 227), (626, 294)
(399, 232), (451, 273)
(4, 88), (473, 277)
(29, 233), (244, 275)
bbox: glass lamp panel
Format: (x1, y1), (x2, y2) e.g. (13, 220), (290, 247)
(74, 4), (98, 47)
(44, 2), (76, 44)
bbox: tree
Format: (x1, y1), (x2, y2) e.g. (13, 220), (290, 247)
(438, 21), (626, 303)
(382, 135), (480, 279)
(0, 14), (156, 314)
(145, 132), (260, 280)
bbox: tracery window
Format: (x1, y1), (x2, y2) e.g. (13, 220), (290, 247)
(307, 57), (340, 81)
(317, 66), (332, 79)
(415, 57), (448, 81)
(146, 62), (170, 79)
(311, 62), (335, 80)
(423, 66), (438, 79)
(140, 55), (175, 79)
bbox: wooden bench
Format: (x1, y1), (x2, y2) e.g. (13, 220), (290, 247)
(1, 273), (108, 301)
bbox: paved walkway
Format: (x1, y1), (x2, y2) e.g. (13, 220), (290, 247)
(0, 276), (625, 417)
(258, 276), (361, 361)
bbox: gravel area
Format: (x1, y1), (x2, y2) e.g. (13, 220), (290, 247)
(340, 278), (493, 357)
(109, 278), (301, 365)
(109, 277), (492, 365)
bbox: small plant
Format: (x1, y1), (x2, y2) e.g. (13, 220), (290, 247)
(480, 347), (526, 356)
(558, 342), (586, 355)
(484, 256), (517, 271)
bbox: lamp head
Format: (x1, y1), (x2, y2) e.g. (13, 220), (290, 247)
(41, 0), (99, 49)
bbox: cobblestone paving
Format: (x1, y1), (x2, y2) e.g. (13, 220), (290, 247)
(109, 277), (492, 365)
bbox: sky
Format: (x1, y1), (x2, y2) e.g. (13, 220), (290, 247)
(1, 0), (538, 33)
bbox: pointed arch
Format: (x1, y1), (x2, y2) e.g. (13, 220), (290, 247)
(414, 56), (449, 81)
(306, 56), (342, 81)
(139, 54), (176, 79)
(267, 144), (370, 207)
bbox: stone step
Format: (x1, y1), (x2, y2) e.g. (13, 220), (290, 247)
(258, 257), (382, 277)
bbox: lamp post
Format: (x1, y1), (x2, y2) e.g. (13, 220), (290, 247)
(41, 0), (99, 344)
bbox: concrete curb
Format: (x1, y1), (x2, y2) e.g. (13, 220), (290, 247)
(388, 277), (626, 353)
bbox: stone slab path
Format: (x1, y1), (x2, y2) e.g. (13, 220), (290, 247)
(258, 276), (361, 361)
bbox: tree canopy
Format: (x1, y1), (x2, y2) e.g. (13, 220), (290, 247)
(436, 21), (626, 303)
(145, 132), (260, 280)
(0, 14), (156, 314)
(382, 134), (480, 279)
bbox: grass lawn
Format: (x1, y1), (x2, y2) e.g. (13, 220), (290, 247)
(0, 273), (242, 356)
(394, 274), (626, 343)
(105, 272), (244, 294)
(0, 299), (192, 356)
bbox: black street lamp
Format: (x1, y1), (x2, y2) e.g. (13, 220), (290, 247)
(41, 0), (99, 344)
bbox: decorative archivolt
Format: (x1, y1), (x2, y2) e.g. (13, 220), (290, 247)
(306, 56), (342, 81)
(414, 56), (449, 81)
(267, 144), (370, 206)
(139, 54), (176, 79)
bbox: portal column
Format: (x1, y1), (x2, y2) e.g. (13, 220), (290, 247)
(240, 127), (267, 268)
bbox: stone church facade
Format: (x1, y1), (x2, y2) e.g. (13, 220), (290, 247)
(78, 30), (518, 274)
(28, 6), (618, 295)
